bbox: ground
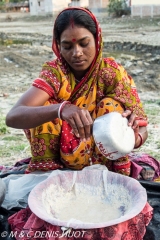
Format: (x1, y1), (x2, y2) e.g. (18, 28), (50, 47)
(0, 12), (160, 166)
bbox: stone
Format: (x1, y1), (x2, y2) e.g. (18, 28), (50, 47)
(144, 62), (150, 66)
(120, 53), (135, 60)
(124, 61), (133, 68)
(130, 69), (144, 76)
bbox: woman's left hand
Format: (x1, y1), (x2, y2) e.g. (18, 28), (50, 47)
(122, 110), (139, 141)
(122, 110), (148, 148)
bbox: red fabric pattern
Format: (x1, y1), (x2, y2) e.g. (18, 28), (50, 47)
(33, 79), (55, 97)
(60, 122), (81, 154)
(8, 203), (153, 240)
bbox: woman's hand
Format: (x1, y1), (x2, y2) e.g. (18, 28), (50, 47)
(122, 110), (148, 148)
(60, 103), (93, 141)
(122, 110), (139, 140)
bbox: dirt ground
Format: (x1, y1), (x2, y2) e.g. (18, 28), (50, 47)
(0, 12), (160, 166)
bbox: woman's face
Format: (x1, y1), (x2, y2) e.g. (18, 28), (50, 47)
(59, 25), (96, 79)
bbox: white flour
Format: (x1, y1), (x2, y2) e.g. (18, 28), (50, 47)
(42, 182), (131, 223)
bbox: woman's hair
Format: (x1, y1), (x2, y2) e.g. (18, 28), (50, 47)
(54, 9), (97, 43)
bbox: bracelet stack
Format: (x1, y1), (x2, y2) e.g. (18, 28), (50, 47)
(58, 101), (70, 119)
(134, 132), (143, 149)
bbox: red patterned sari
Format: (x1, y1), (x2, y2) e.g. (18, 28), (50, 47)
(24, 7), (147, 175)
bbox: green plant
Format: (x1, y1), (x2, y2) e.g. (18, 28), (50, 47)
(0, 116), (8, 135)
(9, 0), (23, 3)
(107, 0), (130, 17)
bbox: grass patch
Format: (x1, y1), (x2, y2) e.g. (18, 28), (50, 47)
(137, 100), (160, 161)
(0, 39), (32, 46)
(0, 115), (9, 135)
(0, 113), (30, 164)
(0, 137), (30, 161)
(2, 136), (22, 141)
(143, 100), (160, 115)
(0, 145), (29, 157)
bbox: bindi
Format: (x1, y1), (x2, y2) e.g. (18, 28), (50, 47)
(72, 38), (76, 42)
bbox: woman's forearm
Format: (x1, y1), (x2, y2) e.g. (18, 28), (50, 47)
(6, 104), (60, 129)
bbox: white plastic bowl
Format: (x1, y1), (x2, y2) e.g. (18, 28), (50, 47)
(93, 112), (135, 160)
(28, 166), (147, 229)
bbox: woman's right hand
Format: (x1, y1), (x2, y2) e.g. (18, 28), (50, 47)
(61, 103), (93, 141)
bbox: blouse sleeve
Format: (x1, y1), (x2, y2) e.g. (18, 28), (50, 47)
(32, 61), (61, 100)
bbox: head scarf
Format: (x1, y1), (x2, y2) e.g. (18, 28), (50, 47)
(52, 7), (102, 60)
